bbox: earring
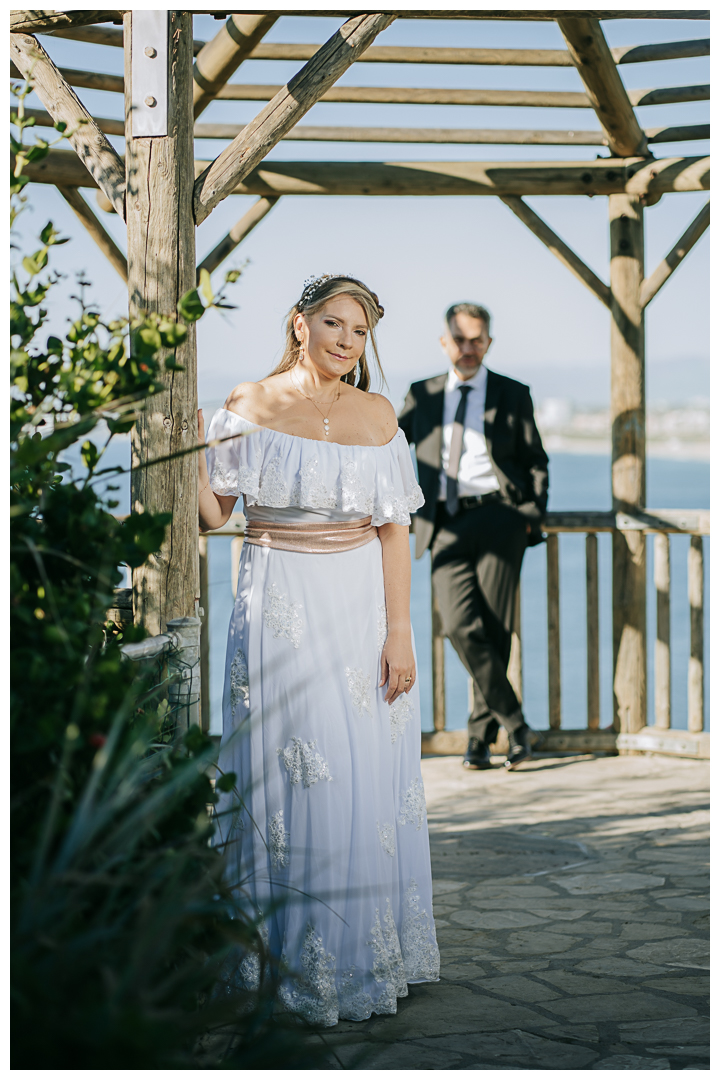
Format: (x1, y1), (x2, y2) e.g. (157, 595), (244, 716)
(297, 339), (304, 362)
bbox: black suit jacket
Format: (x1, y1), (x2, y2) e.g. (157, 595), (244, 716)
(398, 368), (549, 558)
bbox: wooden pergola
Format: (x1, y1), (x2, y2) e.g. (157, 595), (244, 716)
(12, 8), (709, 743)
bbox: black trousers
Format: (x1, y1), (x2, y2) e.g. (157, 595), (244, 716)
(430, 500), (528, 746)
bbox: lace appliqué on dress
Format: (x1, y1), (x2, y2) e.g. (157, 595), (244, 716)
(263, 582), (303, 649)
(230, 646), (249, 713)
(209, 459), (239, 497)
(257, 455), (293, 506)
(398, 776), (427, 830)
(337, 967), (374, 1022)
(345, 667), (372, 716)
(367, 899), (408, 1014)
(377, 821), (396, 857)
(269, 808), (290, 869)
(377, 604), (388, 653)
(277, 737), (332, 788)
(389, 696), (413, 744)
(279, 923), (338, 1028)
(401, 879), (441, 982)
(340, 460), (375, 516)
(293, 457), (338, 509)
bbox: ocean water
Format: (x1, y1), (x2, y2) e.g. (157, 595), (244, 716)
(62, 438), (708, 737)
(204, 454), (709, 737)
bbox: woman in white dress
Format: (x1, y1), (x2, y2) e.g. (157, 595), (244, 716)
(198, 275), (440, 1027)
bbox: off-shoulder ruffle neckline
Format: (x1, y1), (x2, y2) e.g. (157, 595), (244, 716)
(216, 407), (402, 451)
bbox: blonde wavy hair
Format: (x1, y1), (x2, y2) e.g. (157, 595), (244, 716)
(269, 275), (386, 392)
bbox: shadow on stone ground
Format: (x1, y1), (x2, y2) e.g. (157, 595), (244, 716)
(314, 753), (709, 1070)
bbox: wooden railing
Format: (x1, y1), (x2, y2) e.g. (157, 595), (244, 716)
(197, 508), (709, 758)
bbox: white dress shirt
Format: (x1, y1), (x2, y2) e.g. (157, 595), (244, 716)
(438, 365), (500, 500)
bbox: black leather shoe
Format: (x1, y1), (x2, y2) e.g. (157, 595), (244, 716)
(463, 738), (492, 770)
(504, 725), (532, 771)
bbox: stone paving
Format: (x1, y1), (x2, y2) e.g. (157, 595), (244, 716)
(316, 752), (709, 1070)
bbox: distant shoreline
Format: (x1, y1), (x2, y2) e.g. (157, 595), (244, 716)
(542, 435), (709, 461)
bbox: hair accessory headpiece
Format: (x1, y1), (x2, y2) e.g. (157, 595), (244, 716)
(297, 273), (356, 310)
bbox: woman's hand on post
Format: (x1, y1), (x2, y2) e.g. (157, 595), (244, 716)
(379, 629), (416, 705)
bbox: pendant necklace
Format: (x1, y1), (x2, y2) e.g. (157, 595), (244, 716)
(291, 368), (340, 439)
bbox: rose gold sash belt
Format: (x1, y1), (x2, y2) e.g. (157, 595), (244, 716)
(244, 516), (377, 554)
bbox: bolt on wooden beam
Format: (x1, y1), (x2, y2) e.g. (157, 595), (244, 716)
(558, 17), (647, 157)
(639, 200), (709, 308)
(9, 32), (126, 217)
(193, 12), (397, 226)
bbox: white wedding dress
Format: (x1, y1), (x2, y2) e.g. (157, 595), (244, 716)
(206, 408), (440, 1027)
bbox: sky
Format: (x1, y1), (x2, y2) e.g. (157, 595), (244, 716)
(12, 13), (710, 412)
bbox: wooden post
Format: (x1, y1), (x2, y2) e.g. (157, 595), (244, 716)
(654, 532), (671, 729)
(609, 193), (647, 736)
(199, 535), (211, 733)
(125, 11), (199, 635)
(431, 578), (446, 732)
(546, 533), (561, 729)
(688, 535), (704, 733)
(585, 533), (600, 730)
(508, 583), (523, 704)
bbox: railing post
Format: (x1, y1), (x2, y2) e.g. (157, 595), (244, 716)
(688, 535), (704, 733)
(431, 577), (446, 732)
(654, 532), (671, 729)
(508, 582), (523, 704)
(166, 616), (202, 735)
(585, 533), (600, 730)
(546, 532), (561, 729)
(199, 535), (211, 733)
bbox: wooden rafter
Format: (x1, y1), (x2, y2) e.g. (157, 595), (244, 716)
(56, 185), (127, 281)
(21, 107), (710, 149)
(40, 29), (711, 67)
(18, 64), (707, 110)
(10, 10), (126, 34)
(9, 33), (126, 217)
(501, 196), (611, 308)
(639, 201), (710, 308)
(558, 17), (647, 157)
(197, 196), (280, 279)
(188, 9), (710, 19)
(193, 12), (397, 225)
(193, 14), (278, 119)
(25, 149), (710, 199)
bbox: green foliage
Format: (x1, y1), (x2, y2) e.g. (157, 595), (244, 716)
(10, 82), (322, 1069)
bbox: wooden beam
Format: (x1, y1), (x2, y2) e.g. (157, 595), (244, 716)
(22, 150), (711, 199)
(639, 200), (709, 308)
(501, 195), (611, 308)
(609, 193), (647, 737)
(9, 34), (126, 218)
(56, 185), (127, 280)
(197, 195), (279, 279)
(22, 108), (709, 149)
(10, 10), (126, 34)
(193, 13), (397, 226)
(558, 17), (647, 157)
(124, 11), (199, 635)
(189, 10), (710, 19)
(15, 65), (709, 110)
(40, 31), (711, 67)
(193, 14), (278, 119)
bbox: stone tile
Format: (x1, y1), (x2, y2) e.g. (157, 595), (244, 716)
(450, 909), (547, 930)
(636, 846), (706, 862)
(655, 896), (708, 912)
(368, 986), (558, 1043)
(464, 884), (557, 900)
(576, 958), (668, 977)
(542, 920), (613, 935)
(647, 1045), (709, 1058)
(546, 939), (623, 960)
(618, 1017), (709, 1046)
(542, 992), (696, 1023)
(504, 930), (580, 955)
(555, 871), (665, 894)
(641, 863), (707, 878)
(539, 1023), (600, 1043)
(532, 908), (590, 920)
(592, 1054), (671, 1069)
(642, 976), (709, 996)
(488, 959), (550, 974)
(436, 928), (496, 948)
(439, 963), (487, 982)
(433, 880), (469, 896)
(619, 922), (689, 940)
(534, 970), (634, 995)
(626, 938), (709, 969)
(414, 1031), (599, 1069)
(470, 974), (561, 1003)
(331, 1041), (464, 1069)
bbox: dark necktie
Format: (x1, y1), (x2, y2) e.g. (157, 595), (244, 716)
(445, 384), (471, 517)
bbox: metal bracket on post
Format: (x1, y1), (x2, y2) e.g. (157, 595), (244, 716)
(131, 10), (169, 138)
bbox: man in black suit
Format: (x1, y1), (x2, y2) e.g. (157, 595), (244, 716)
(398, 302), (548, 770)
